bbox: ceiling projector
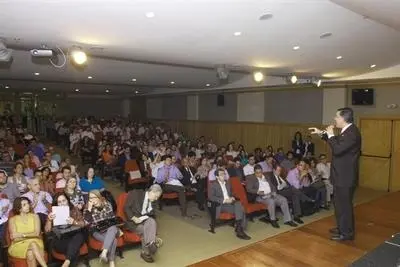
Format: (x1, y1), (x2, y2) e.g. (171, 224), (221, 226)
(0, 41), (13, 62)
(30, 49), (53, 57)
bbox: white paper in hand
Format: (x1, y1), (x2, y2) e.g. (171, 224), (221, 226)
(52, 206), (70, 226)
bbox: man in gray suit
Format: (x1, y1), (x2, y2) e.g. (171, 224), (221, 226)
(208, 168), (251, 240)
(246, 164), (298, 228)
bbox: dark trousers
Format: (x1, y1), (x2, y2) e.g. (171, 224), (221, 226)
(53, 232), (85, 265)
(278, 187), (302, 217)
(186, 179), (206, 206)
(163, 184), (187, 216)
(334, 186), (356, 237)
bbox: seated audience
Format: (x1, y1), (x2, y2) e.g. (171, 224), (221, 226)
(181, 157), (206, 210)
(84, 190), (121, 267)
(0, 170), (20, 203)
(209, 168), (251, 240)
(79, 167), (105, 194)
(243, 154), (256, 176)
(258, 155), (274, 173)
(39, 167), (55, 196)
(124, 185), (163, 263)
(316, 154), (333, 205)
(246, 165), (298, 228)
(45, 192), (85, 267)
(56, 166), (72, 189)
(8, 197), (47, 267)
(226, 157), (245, 181)
(208, 160), (229, 181)
(280, 151), (295, 171)
(65, 177), (85, 211)
(22, 178), (53, 227)
(9, 162), (29, 194)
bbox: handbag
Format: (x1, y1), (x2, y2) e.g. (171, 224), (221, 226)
(52, 225), (83, 239)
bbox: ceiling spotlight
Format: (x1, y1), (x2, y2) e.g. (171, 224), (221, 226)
(234, 32), (242, 36)
(105, 89), (110, 93)
(312, 78), (322, 87)
(34, 72), (40, 76)
(74, 88), (80, 92)
(320, 32), (332, 39)
(88, 76), (93, 79)
(71, 50), (87, 65)
(131, 78), (137, 82)
(336, 56), (342, 60)
(290, 75), (298, 84)
(370, 64), (376, 68)
(206, 84), (211, 87)
(5, 85), (9, 89)
(170, 81), (175, 85)
(135, 90), (139, 94)
(42, 87), (47, 91)
(253, 71), (264, 83)
(293, 46), (300, 50)
(145, 12), (155, 18)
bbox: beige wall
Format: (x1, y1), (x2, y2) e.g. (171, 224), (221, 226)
(237, 92), (265, 122)
(323, 88), (347, 125)
(348, 83), (400, 118)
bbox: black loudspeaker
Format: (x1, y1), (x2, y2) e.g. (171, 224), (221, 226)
(352, 88), (374, 105)
(217, 94), (225, 106)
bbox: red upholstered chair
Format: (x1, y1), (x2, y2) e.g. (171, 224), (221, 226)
(5, 223), (49, 267)
(230, 176), (267, 221)
(124, 160), (150, 190)
(51, 243), (89, 266)
(116, 193), (142, 244)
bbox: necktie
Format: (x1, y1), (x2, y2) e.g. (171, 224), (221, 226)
(165, 168), (170, 183)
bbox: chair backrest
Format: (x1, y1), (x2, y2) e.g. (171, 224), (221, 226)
(125, 160), (139, 173)
(116, 192), (128, 220)
(230, 176), (249, 207)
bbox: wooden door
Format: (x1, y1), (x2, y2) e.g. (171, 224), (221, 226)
(390, 120), (400, 192)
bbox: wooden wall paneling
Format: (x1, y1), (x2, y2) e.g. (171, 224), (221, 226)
(390, 120), (400, 192)
(359, 156), (390, 191)
(359, 119), (392, 157)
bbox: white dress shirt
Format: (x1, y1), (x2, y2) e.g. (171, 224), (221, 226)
(327, 123), (352, 139)
(218, 180), (230, 201)
(257, 176), (272, 197)
(243, 164), (255, 176)
(316, 162), (331, 179)
(274, 174), (287, 191)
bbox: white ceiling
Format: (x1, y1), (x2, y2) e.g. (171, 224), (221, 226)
(1, 0), (400, 94)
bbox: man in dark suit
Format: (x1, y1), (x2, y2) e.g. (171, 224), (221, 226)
(208, 168), (251, 240)
(179, 158), (206, 210)
(246, 164), (298, 228)
(309, 107), (361, 241)
(124, 185), (163, 263)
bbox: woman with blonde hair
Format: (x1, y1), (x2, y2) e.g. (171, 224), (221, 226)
(8, 197), (47, 267)
(83, 190), (121, 267)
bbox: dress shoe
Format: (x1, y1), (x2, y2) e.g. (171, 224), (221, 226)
(198, 203), (205, 211)
(270, 220), (280, 228)
(293, 217), (304, 224)
(331, 234), (354, 241)
(236, 231), (251, 240)
(140, 252), (155, 263)
(329, 228), (339, 235)
(259, 216), (271, 224)
(284, 221), (298, 227)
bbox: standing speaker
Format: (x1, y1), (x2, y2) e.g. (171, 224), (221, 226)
(217, 94), (225, 106)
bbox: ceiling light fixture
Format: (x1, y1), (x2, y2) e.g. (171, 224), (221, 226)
(311, 78), (322, 87)
(88, 76), (93, 79)
(42, 87), (47, 91)
(259, 13), (273, 21)
(233, 32), (242, 36)
(336, 56), (342, 60)
(71, 50), (87, 65)
(105, 89), (110, 93)
(370, 64), (376, 68)
(293, 46), (300, 50)
(146, 12), (155, 18)
(170, 81), (175, 85)
(5, 85), (9, 89)
(34, 72), (40, 76)
(320, 32), (332, 39)
(206, 84), (210, 87)
(135, 90), (139, 94)
(75, 88), (80, 92)
(253, 71), (264, 83)
(290, 75), (298, 84)
(132, 78), (137, 82)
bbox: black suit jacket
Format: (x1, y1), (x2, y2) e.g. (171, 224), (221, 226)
(303, 142), (315, 155)
(124, 189), (155, 231)
(179, 166), (197, 186)
(322, 124), (361, 187)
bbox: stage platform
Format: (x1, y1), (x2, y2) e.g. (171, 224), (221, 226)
(190, 191), (400, 267)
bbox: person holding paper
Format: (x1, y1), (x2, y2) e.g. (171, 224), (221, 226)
(45, 192), (85, 267)
(124, 185), (163, 263)
(8, 197), (47, 267)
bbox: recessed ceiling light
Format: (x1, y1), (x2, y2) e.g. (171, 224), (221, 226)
(42, 87), (47, 91)
(88, 76), (93, 79)
(293, 46), (300, 50)
(259, 13), (273, 21)
(290, 75), (298, 84)
(320, 32), (332, 39)
(146, 12), (155, 18)
(105, 89), (110, 93)
(253, 71), (264, 83)
(206, 84), (210, 87)
(233, 32), (242, 36)
(135, 90), (139, 94)
(170, 81), (175, 85)
(34, 72), (40, 76)
(370, 64), (376, 68)
(336, 56), (343, 60)
(5, 85), (9, 89)
(75, 88), (80, 92)
(131, 78), (137, 82)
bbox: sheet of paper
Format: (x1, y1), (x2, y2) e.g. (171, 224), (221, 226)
(52, 206), (70, 226)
